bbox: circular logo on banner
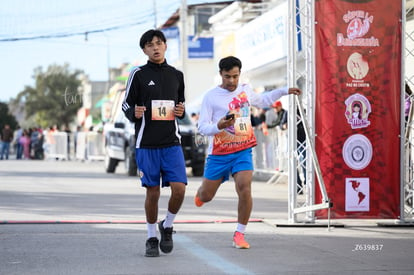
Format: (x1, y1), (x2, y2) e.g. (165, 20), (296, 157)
(347, 52), (369, 80)
(342, 134), (373, 170)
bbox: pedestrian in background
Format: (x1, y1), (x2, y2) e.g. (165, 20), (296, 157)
(122, 29), (187, 257)
(74, 125), (81, 157)
(268, 101), (287, 130)
(19, 130), (30, 160)
(405, 82), (412, 123)
(0, 124), (13, 160)
(296, 108), (306, 194)
(191, 112), (199, 126)
(14, 125), (23, 159)
(195, 56), (301, 249)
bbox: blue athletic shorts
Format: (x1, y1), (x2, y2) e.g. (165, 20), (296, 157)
(204, 148), (253, 183)
(135, 145), (187, 187)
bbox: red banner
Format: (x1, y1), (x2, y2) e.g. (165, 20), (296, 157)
(314, 0), (402, 218)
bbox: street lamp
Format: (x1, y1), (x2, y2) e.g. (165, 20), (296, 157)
(84, 31), (111, 91)
(101, 31), (111, 93)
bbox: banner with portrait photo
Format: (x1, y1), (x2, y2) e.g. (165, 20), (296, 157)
(314, 0), (402, 218)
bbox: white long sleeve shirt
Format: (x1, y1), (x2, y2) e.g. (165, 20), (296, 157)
(198, 83), (288, 155)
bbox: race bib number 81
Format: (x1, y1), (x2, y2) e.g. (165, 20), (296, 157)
(234, 117), (252, 136)
(151, 100), (175, 120)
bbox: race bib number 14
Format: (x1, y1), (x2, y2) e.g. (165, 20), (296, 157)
(151, 100), (175, 120)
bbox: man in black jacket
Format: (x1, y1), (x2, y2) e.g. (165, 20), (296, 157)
(122, 29), (186, 257)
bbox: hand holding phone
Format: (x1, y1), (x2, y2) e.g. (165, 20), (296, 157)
(218, 113), (235, 130)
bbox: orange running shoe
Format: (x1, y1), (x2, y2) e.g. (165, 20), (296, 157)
(194, 194), (204, 207)
(232, 231), (250, 249)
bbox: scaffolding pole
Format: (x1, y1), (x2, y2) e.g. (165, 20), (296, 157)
(401, 0), (414, 223)
(288, 0), (414, 225)
(288, 0), (329, 224)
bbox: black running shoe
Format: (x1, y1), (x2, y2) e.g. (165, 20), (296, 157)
(145, 237), (159, 257)
(158, 220), (173, 253)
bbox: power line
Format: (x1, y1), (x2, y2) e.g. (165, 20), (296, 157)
(0, 0), (181, 42)
(0, 21), (143, 42)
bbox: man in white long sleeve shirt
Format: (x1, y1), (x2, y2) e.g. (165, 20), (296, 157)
(194, 56), (301, 249)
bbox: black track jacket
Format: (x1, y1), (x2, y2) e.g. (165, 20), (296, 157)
(122, 60), (185, 148)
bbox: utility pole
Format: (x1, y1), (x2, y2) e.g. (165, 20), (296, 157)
(102, 32), (111, 93)
(153, 0), (157, 28)
(180, 0), (187, 75)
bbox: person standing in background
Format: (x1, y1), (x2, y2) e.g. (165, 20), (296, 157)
(19, 130), (31, 160)
(0, 124), (13, 160)
(405, 82), (412, 123)
(14, 125), (23, 159)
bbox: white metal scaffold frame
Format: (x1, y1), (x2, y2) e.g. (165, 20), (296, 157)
(287, 0), (414, 224)
(402, 0), (414, 222)
(287, 0), (322, 224)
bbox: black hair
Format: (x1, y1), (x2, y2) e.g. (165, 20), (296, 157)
(219, 56), (242, 72)
(139, 29), (166, 49)
(352, 101), (362, 119)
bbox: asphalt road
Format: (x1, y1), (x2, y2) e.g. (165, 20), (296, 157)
(0, 160), (413, 275)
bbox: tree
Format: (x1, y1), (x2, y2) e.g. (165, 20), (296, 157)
(13, 63), (83, 129)
(0, 102), (18, 130)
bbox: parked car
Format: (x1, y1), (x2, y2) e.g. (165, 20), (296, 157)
(103, 90), (206, 177)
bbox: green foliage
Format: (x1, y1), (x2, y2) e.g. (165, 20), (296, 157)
(0, 102), (18, 130)
(13, 63), (83, 128)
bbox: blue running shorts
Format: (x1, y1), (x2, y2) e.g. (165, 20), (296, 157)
(135, 145), (187, 187)
(204, 148), (253, 183)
